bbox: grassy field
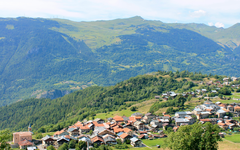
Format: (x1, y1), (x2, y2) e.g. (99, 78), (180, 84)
(224, 134), (240, 143)
(142, 138), (166, 147)
(95, 99), (159, 120)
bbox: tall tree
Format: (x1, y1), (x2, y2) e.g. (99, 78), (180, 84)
(166, 122), (221, 150)
(0, 129), (11, 150)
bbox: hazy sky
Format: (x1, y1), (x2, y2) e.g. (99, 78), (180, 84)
(0, 0), (239, 28)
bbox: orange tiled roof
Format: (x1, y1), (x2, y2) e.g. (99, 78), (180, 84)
(135, 116), (142, 119)
(93, 121), (104, 127)
(113, 127), (123, 133)
(18, 139), (33, 146)
(129, 117), (136, 122)
(218, 122), (226, 126)
(68, 125), (77, 128)
(65, 135), (70, 139)
(120, 133), (130, 139)
(200, 119), (211, 122)
(91, 136), (104, 143)
(235, 106), (240, 110)
(205, 109), (212, 112)
(226, 122), (233, 126)
(54, 129), (66, 135)
(113, 116), (124, 122)
(123, 128), (132, 133)
(164, 114), (171, 117)
(80, 125), (90, 130)
(74, 121), (83, 128)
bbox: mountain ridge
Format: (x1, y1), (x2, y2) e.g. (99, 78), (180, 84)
(0, 17), (240, 106)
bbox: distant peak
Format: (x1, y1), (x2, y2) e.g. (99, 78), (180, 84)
(130, 16), (144, 20)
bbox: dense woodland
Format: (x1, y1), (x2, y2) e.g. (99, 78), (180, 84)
(0, 70), (230, 132)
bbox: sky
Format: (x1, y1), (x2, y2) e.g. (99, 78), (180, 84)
(0, 0), (240, 28)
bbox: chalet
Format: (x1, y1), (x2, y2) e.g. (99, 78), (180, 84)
(231, 77), (238, 81)
(223, 78), (229, 82)
(94, 118), (105, 124)
(218, 122), (228, 129)
(150, 119), (162, 128)
(130, 137), (142, 147)
(122, 116), (129, 123)
(216, 109), (226, 118)
(55, 136), (70, 147)
(200, 118), (217, 125)
(119, 133), (132, 143)
(91, 136), (104, 146)
(54, 129), (69, 138)
(122, 122), (135, 130)
(79, 125), (91, 134)
(175, 118), (190, 126)
(102, 135), (117, 145)
(131, 113), (143, 121)
(123, 128), (133, 136)
(227, 105), (234, 112)
(134, 121), (145, 130)
(74, 121), (84, 128)
(138, 134), (145, 139)
(234, 106), (240, 113)
(67, 128), (79, 137)
(113, 127), (124, 134)
(155, 96), (160, 99)
(113, 116), (124, 123)
(142, 113), (156, 123)
(42, 135), (56, 146)
(98, 129), (115, 137)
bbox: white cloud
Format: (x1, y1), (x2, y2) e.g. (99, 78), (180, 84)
(0, 0), (239, 28)
(215, 22), (225, 28)
(190, 10), (206, 18)
(208, 22), (214, 26)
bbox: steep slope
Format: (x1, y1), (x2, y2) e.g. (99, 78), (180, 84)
(0, 17), (240, 106)
(0, 18), (107, 105)
(0, 71), (199, 131)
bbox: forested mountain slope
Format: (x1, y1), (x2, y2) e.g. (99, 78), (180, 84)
(0, 71), (208, 131)
(0, 17), (240, 105)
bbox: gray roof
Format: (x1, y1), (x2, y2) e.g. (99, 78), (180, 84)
(217, 109), (226, 114)
(79, 137), (91, 143)
(67, 128), (78, 132)
(175, 112), (187, 115)
(130, 137), (140, 143)
(175, 118), (190, 123)
(57, 136), (70, 142)
(42, 135), (56, 141)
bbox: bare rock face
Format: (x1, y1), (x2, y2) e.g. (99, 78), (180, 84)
(36, 89), (72, 99)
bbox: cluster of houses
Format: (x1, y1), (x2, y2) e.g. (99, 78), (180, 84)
(11, 100), (240, 149)
(12, 113), (168, 149)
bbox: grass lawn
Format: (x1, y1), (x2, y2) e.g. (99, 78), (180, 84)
(95, 99), (159, 120)
(95, 109), (134, 120)
(224, 134), (240, 143)
(225, 92), (240, 99)
(32, 132), (55, 140)
(142, 138), (166, 147)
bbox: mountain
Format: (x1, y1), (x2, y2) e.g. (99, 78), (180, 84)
(0, 16), (239, 106)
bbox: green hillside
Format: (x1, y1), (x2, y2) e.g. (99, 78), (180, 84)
(0, 70), (208, 131)
(0, 17), (240, 105)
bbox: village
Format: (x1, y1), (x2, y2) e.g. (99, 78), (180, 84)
(11, 77), (240, 150)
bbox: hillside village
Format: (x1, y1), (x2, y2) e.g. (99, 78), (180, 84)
(10, 77), (240, 150)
